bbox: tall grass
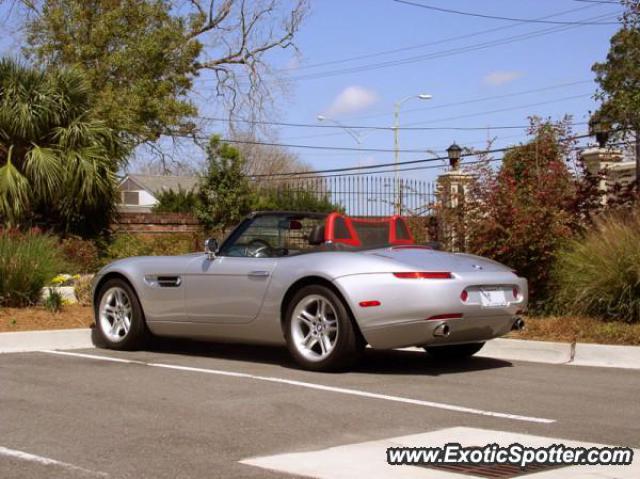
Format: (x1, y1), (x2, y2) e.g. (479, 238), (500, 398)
(0, 230), (66, 307)
(552, 212), (640, 323)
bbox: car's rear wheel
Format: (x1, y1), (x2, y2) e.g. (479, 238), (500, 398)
(95, 279), (148, 350)
(284, 285), (363, 371)
(424, 342), (485, 359)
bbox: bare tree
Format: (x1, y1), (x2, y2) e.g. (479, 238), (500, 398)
(230, 131), (311, 177)
(8, 0), (309, 120)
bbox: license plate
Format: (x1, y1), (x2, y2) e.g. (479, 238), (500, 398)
(479, 287), (507, 307)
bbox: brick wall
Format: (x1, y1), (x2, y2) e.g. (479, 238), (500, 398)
(111, 212), (203, 234)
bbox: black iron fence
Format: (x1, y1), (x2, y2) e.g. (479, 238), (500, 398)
(258, 175), (437, 217)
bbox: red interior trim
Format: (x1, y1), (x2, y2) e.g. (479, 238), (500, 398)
(388, 215), (415, 245)
(324, 212), (361, 247)
(324, 213), (415, 247)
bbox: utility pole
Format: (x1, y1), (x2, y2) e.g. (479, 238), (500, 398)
(393, 93), (432, 214)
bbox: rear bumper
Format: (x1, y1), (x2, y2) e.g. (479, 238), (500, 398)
(362, 313), (517, 349)
(333, 271), (527, 349)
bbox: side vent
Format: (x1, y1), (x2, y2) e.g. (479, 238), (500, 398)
(144, 275), (182, 288)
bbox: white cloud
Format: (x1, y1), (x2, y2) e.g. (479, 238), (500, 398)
(483, 70), (524, 87)
(324, 86), (379, 116)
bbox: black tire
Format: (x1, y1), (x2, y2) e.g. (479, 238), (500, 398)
(94, 278), (148, 350)
(284, 285), (363, 372)
(424, 342), (485, 359)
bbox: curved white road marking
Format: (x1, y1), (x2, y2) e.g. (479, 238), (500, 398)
(0, 446), (108, 477)
(41, 350), (555, 424)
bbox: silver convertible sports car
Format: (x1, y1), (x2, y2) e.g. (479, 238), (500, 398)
(93, 211), (527, 371)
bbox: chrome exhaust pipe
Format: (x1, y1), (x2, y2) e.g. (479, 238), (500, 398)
(433, 323), (450, 338)
(511, 317), (525, 331)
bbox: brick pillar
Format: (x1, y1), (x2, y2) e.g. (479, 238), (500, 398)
(581, 147), (635, 205)
(436, 169), (475, 251)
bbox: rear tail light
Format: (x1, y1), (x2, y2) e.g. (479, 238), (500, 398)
(460, 289), (468, 302)
(512, 286), (519, 299)
(427, 313), (463, 321)
(393, 272), (453, 279)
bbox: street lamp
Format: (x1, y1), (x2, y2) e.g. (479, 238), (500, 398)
(317, 115), (364, 145)
(393, 93), (432, 212)
(447, 142), (462, 170)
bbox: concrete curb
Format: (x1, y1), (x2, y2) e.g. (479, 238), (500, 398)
(0, 328), (93, 353)
(478, 338), (572, 364)
(573, 342), (640, 369)
(478, 338), (640, 370)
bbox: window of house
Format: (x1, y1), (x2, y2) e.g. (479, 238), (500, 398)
(122, 191), (140, 205)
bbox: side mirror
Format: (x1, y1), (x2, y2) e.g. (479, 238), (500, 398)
(204, 238), (219, 260)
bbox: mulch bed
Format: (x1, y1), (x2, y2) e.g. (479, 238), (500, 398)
(509, 315), (640, 346)
(0, 305), (94, 332)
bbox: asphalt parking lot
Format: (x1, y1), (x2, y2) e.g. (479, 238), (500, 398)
(1, 339), (639, 478)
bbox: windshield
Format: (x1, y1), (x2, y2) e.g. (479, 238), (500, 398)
(219, 213), (327, 258)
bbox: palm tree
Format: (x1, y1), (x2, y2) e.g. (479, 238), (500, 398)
(0, 58), (127, 234)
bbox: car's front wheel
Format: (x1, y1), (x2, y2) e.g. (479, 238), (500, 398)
(425, 342), (485, 359)
(284, 285), (363, 371)
(95, 279), (148, 350)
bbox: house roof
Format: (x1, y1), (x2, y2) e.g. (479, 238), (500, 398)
(122, 174), (200, 196)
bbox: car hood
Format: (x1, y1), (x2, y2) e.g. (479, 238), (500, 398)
(363, 247), (513, 273)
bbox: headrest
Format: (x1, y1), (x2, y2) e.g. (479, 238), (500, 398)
(307, 224), (325, 245)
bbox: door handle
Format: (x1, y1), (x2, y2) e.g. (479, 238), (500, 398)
(248, 270), (270, 278)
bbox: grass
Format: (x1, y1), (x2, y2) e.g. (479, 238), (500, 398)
(509, 315), (640, 346)
(0, 230), (67, 307)
(552, 212), (640, 323)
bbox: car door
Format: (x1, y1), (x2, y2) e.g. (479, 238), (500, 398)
(183, 254), (277, 324)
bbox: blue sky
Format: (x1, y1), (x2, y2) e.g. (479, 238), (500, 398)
(230, 0), (622, 181)
(0, 0), (623, 181)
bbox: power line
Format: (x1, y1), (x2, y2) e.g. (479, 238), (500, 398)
(276, 4), (600, 72)
(574, 1), (621, 4)
(353, 80), (594, 121)
(194, 3), (599, 81)
(255, 138), (633, 180)
(393, 0), (619, 25)
(404, 93), (592, 127)
(286, 12), (618, 81)
(199, 115), (578, 132)
(255, 158), (503, 181)
(282, 94), (592, 142)
(250, 134), (593, 177)
(189, 136), (446, 153)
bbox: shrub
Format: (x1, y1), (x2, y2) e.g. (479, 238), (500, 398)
(252, 187), (341, 213)
(74, 275), (94, 306)
(43, 288), (63, 313)
(461, 119), (586, 306)
(102, 233), (200, 263)
(0, 230), (66, 307)
(59, 236), (100, 273)
(153, 187), (200, 213)
(552, 212), (640, 323)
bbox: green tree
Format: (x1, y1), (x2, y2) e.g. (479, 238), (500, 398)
(0, 58), (126, 235)
(464, 119), (580, 305)
(592, 0), (640, 182)
(19, 0), (308, 149)
(196, 135), (252, 230)
(25, 0), (202, 145)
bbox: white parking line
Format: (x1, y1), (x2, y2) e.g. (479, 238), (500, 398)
(41, 350), (555, 424)
(0, 446), (108, 477)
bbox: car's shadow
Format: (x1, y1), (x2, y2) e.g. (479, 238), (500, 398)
(128, 335), (513, 376)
